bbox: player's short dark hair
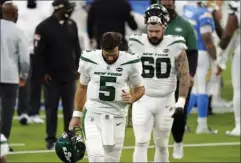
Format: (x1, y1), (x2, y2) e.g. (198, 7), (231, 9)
(101, 32), (123, 51)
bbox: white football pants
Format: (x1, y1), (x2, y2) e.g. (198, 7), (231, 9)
(83, 110), (126, 162)
(192, 51), (211, 94)
(132, 93), (175, 162)
(0, 134), (8, 158)
(232, 46), (240, 128)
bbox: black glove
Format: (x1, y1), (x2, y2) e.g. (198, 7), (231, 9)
(172, 107), (185, 118)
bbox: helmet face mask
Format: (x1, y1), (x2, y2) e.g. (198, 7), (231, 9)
(145, 4), (170, 46)
(55, 127), (86, 162)
(144, 4), (170, 29)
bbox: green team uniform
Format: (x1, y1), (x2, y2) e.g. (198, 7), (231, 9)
(165, 15), (197, 50)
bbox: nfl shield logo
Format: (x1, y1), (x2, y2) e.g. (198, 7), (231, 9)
(105, 115), (109, 120)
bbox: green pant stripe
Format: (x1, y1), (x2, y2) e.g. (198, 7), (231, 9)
(82, 109), (87, 140)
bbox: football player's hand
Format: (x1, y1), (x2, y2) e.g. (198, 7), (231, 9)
(19, 78), (26, 87)
(216, 65), (223, 76)
(69, 117), (82, 130)
(121, 89), (133, 104)
(44, 74), (52, 85)
(171, 107), (185, 118)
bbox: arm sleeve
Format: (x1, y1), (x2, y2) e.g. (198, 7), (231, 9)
(199, 12), (215, 32)
(73, 22), (82, 70)
(18, 29), (30, 80)
(186, 49), (198, 77)
(123, 1), (138, 30)
(33, 25), (46, 75)
(200, 25), (213, 34)
(185, 22), (197, 50)
(128, 59), (143, 88)
(173, 36), (188, 58)
(87, 2), (95, 39)
(78, 57), (90, 85)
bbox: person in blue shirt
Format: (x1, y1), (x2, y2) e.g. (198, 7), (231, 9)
(183, 1), (218, 134)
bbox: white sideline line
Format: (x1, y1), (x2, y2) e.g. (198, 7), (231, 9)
(8, 142), (240, 155)
(9, 143), (25, 147)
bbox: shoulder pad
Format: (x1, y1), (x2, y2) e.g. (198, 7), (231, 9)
(80, 50), (98, 65)
(166, 35), (187, 49)
(129, 33), (144, 46)
(120, 52), (141, 66)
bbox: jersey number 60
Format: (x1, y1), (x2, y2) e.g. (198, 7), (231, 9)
(141, 57), (171, 78)
(99, 76), (117, 101)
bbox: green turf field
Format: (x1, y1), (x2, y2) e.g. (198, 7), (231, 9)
(7, 60), (240, 162)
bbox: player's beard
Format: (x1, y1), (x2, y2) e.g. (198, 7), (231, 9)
(102, 53), (119, 65)
(148, 36), (163, 46)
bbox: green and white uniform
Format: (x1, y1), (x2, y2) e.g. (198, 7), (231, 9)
(129, 34), (187, 97)
(128, 34), (187, 162)
(78, 50), (143, 117)
(78, 50), (143, 162)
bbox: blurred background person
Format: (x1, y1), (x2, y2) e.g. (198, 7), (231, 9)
(14, 0), (52, 125)
(0, 1), (30, 151)
(183, 1), (218, 134)
(0, 134), (9, 163)
(87, 0), (138, 51)
(160, 0), (198, 159)
(205, 0), (233, 114)
(216, 0), (240, 136)
(34, 0), (81, 149)
(0, 0), (10, 19)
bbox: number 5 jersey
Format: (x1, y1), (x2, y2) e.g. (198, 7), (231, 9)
(128, 34), (187, 97)
(78, 50), (143, 117)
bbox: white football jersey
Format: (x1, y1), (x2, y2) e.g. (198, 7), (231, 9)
(128, 34), (187, 97)
(78, 50), (143, 117)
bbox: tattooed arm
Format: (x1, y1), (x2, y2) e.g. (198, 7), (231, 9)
(175, 50), (190, 105)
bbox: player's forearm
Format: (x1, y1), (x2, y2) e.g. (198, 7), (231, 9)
(176, 51), (190, 99)
(131, 86), (145, 103)
(219, 14), (238, 50)
(202, 33), (217, 60)
(74, 83), (87, 113)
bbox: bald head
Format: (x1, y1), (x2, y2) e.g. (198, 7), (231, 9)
(2, 1), (18, 22)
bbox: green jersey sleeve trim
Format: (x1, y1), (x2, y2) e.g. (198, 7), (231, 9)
(129, 38), (144, 45)
(0, 141), (8, 145)
(167, 40), (186, 47)
(120, 58), (141, 66)
(80, 56), (98, 65)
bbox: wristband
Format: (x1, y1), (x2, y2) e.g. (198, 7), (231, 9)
(176, 97), (186, 108)
(73, 111), (82, 118)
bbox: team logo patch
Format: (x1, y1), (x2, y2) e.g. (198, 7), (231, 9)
(163, 49), (169, 53)
(116, 67), (123, 72)
(175, 27), (183, 32)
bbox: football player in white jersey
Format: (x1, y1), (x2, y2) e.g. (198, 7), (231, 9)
(216, 0), (240, 136)
(128, 4), (190, 162)
(69, 32), (145, 162)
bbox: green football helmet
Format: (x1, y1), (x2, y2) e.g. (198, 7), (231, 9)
(55, 127), (86, 162)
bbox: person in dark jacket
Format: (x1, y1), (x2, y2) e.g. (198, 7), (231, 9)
(34, 0), (81, 150)
(87, 0), (138, 50)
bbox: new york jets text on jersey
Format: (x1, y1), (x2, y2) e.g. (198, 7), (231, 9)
(78, 50), (143, 117)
